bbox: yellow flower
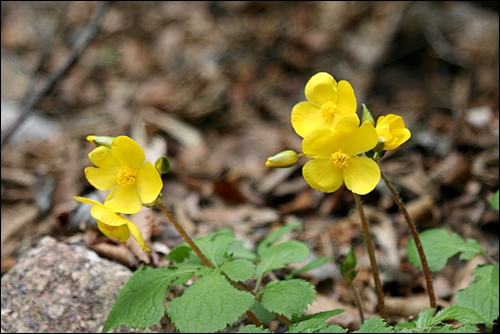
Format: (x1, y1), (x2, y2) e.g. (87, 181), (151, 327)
(292, 72), (357, 138)
(375, 114), (411, 151)
(302, 114), (380, 195)
(74, 196), (150, 251)
(85, 136), (163, 214)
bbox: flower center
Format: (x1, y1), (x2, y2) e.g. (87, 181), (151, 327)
(117, 167), (136, 188)
(321, 101), (337, 119)
(330, 151), (350, 169)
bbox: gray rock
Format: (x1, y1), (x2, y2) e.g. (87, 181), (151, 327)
(1, 236), (164, 333)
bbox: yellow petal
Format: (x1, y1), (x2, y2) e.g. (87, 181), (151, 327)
(111, 136), (145, 170)
(342, 120), (378, 156)
(291, 102), (331, 138)
(136, 162), (163, 204)
(127, 220), (150, 251)
(336, 80), (357, 116)
(104, 185), (142, 214)
(88, 146), (115, 167)
(90, 202), (129, 226)
(97, 220), (130, 242)
(343, 157), (380, 195)
(303, 159), (344, 193)
(85, 166), (118, 191)
(74, 196), (101, 206)
(302, 128), (339, 159)
(304, 72), (338, 107)
(333, 114), (360, 139)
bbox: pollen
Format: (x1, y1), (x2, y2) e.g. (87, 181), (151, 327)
(100, 222), (119, 232)
(330, 151), (349, 169)
(321, 101), (337, 119)
(117, 166), (136, 187)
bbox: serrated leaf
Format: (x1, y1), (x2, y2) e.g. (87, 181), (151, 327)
(457, 239), (485, 261)
(237, 324), (274, 333)
(167, 268), (255, 333)
(228, 239), (259, 261)
(251, 301), (276, 324)
(286, 257), (333, 279)
(257, 221), (302, 255)
(220, 259), (256, 282)
(455, 263), (499, 323)
(407, 229), (484, 271)
(103, 265), (199, 332)
(354, 318), (394, 333)
(167, 245), (192, 263)
(194, 229), (235, 267)
(256, 240), (310, 280)
(300, 309), (344, 322)
(260, 279), (316, 318)
(434, 305), (487, 325)
(287, 318), (329, 333)
(414, 308), (437, 328)
(316, 325), (349, 333)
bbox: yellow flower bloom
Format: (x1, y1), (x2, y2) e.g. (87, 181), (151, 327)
(375, 114), (411, 151)
(74, 196), (150, 251)
(85, 136), (163, 214)
(302, 114), (380, 195)
(292, 72), (357, 138)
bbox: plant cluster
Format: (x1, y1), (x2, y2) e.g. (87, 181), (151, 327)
(75, 72), (498, 333)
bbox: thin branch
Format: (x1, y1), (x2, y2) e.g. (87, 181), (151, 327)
(1, 1), (112, 147)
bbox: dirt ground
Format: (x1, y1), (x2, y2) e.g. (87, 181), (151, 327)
(1, 1), (498, 331)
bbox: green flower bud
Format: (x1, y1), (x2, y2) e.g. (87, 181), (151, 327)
(155, 156), (170, 174)
(86, 135), (114, 148)
(266, 150), (299, 168)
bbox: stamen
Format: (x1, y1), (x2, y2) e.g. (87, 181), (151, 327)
(330, 151), (349, 169)
(117, 167), (136, 187)
(321, 101), (337, 119)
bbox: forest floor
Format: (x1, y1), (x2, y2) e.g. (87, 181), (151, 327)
(1, 1), (498, 332)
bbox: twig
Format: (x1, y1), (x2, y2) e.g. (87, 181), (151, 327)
(353, 193), (387, 320)
(1, 1), (112, 147)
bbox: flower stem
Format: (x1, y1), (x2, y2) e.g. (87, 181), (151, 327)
(156, 202), (288, 327)
(157, 202), (214, 268)
(353, 193), (387, 320)
(348, 281), (365, 323)
(380, 170), (437, 309)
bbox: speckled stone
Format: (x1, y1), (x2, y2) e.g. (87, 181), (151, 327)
(1, 236), (165, 333)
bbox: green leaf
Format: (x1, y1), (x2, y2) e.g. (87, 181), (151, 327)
(237, 324), (274, 333)
(455, 263), (499, 323)
(228, 239), (259, 261)
(434, 305), (487, 325)
(220, 259), (256, 282)
(407, 229), (484, 271)
(260, 279), (316, 318)
(103, 265), (200, 332)
(299, 309), (344, 322)
(491, 190), (499, 210)
(285, 257), (333, 280)
(194, 229), (235, 267)
(167, 268), (255, 333)
(257, 221), (302, 255)
(256, 240), (310, 280)
(414, 308), (437, 328)
(290, 311), (347, 333)
(251, 301), (276, 324)
(167, 245), (192, 263)
(354, 317), (395, 333)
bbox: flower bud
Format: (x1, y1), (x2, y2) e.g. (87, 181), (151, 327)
(155, 156), (170, 174)
(86, 135), (114, 148)
(266, 150), (299, 168)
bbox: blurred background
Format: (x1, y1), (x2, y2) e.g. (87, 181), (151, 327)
(1, 1), (498, 329)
